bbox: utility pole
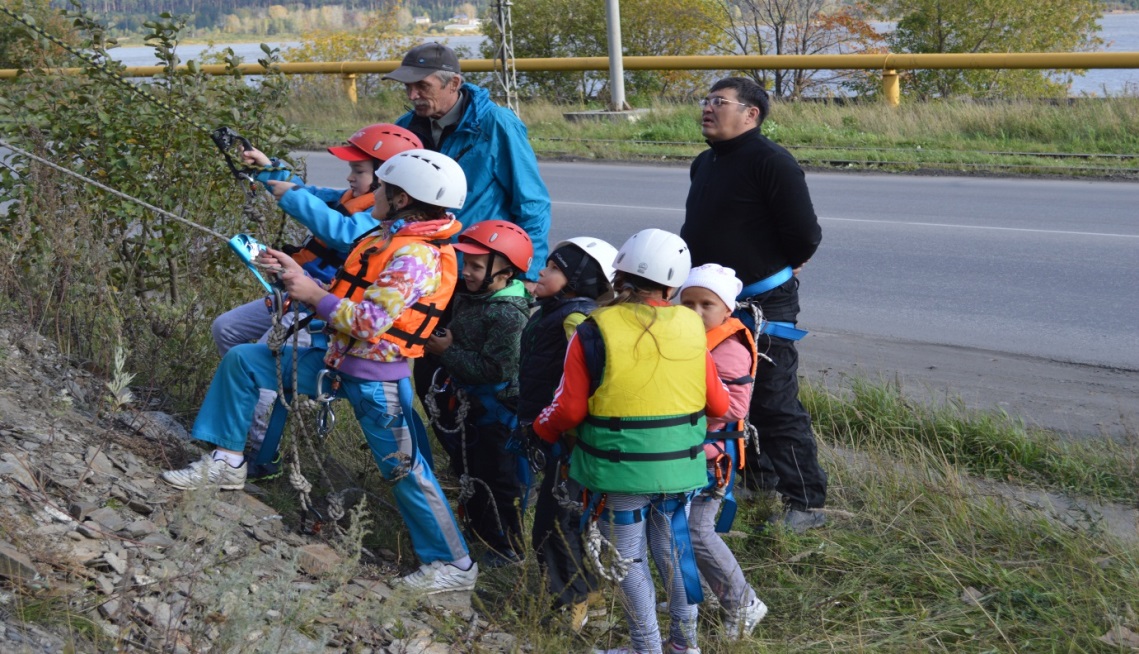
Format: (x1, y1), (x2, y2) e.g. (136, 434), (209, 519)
(604, 0), (630, 111)
(490, 0), (520, 115)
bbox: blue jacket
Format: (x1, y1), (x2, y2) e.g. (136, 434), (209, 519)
(396, 83), (551, 281)
(254, 164), (380, 281)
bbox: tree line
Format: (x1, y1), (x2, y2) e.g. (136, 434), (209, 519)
(5, 0), (1112, 100)
(481, 0), (1104, 101)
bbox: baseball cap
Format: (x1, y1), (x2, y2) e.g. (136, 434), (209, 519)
(383, 43), (461, 84)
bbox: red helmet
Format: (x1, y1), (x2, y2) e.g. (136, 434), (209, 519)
(454, 220), (534, 273)
(327, 123), (423, 163)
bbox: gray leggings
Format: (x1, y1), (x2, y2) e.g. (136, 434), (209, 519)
(689, 490), (756, 612)
(600, 493), (698, 654)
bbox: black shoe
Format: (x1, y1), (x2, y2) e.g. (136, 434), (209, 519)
(480, 549), (523, 569)
(246, 451), (283, 482)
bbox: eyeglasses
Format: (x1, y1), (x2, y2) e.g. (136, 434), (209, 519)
(699, 96), (752, 109)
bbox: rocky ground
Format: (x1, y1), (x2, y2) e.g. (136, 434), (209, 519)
(0, 321), (518, 654)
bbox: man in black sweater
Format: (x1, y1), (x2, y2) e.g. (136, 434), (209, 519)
(681, 76), (827, 532)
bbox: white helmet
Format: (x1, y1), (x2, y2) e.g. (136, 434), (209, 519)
(376, 149), (467, 210)
(613, 229), (691, 288)
(553, 236), (618, 289)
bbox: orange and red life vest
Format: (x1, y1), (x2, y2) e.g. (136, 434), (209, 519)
(325, 218), (460, 359)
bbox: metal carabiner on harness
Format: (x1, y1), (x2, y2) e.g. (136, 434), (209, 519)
(738, 300), (776, 367)
(264, 287), (289, 319)
(314, 368), (340, 438)
(428, 366), (450, 395)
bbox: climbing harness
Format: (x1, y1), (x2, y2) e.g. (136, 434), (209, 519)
(423, 368), (507, 539)
(736, 267), (809, 342)
(578, 490), (705, 604)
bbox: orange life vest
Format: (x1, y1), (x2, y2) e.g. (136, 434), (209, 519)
(704, 316), (757, 470)
(706, 317), (757, 382)
(289, 190), (376, 271)
(325, 219), (460, 358)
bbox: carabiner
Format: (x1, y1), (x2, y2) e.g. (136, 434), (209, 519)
(428, 366), (450, 394)
(314, 368), (340, 438)
(317, 404), (336, 438)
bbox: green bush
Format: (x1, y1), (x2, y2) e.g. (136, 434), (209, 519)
(0, 8), (301, 412)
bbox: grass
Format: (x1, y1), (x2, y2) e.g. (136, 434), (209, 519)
(802, 378), (1139, 504)
(281, 91), (1139, 178)
(238, 374), (1138, 653)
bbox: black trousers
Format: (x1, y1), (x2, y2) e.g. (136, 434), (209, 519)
(741, 278), (828, 509)
(448, 420), (525, 555)
(531, 458), (597, 607)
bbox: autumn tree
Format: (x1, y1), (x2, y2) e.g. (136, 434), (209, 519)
(457, 2), (477, 20)
(713, 0), (886, 98)
(482, 0), (730, 103)
(0, 0), (81, 68)
(284, 4), (414, 97)
(886, 0), (1102, 98)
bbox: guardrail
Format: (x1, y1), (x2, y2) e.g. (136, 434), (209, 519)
(4, 52), (1139, 106)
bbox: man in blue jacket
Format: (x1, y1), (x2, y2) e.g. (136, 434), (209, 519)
(384, 42), (551, 286)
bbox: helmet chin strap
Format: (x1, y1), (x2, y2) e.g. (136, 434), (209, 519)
(468, 252), (509, 295)
(553, 252), (597, 301)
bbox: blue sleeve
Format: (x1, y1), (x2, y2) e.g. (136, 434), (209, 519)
(294, 184), (347, 205)
(278, 188), (380, 251)
(494, 111), (551, 281)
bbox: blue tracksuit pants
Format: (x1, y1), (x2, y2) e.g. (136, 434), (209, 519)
(191, 343), (468, 564)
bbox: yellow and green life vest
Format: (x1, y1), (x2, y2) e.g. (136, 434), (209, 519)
(571, 303), (710, 494)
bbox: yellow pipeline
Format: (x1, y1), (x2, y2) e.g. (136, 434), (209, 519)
(4, 52), (1139, 79)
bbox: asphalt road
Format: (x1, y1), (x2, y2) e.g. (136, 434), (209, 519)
(300, 154), (1139, 440)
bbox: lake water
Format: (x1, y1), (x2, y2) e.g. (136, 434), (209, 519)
(109, 16), (1139, 96)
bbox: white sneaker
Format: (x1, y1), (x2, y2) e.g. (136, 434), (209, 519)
(593, 648), (649, 654)
(722, 596), (768, 640)
(161, 454), (246, 490)
(394, 560), (478, 594)
(667, 641), (701, 654)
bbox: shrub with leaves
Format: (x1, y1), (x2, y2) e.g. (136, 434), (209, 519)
(0, 6), (301, 411)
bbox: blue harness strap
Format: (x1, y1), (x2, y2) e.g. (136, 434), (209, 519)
(583, 492), (705, 605)
(702, 437), (740, 533)
(460, 381), (519, 429)
(733, 309), (808, 342)
(735, 266), (808, 341)
(737, 266), (793, 299)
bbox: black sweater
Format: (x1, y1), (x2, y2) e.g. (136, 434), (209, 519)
(682, 128), (822, 286)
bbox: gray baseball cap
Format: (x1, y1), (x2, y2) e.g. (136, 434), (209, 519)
(383, 43), (461, 83)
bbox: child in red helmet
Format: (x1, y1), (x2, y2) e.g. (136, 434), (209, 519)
(211, 123), (422, 479)
(423, 220), (534, 567)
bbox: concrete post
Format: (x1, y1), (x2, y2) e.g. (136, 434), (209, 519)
(604, 0), (629, 111)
